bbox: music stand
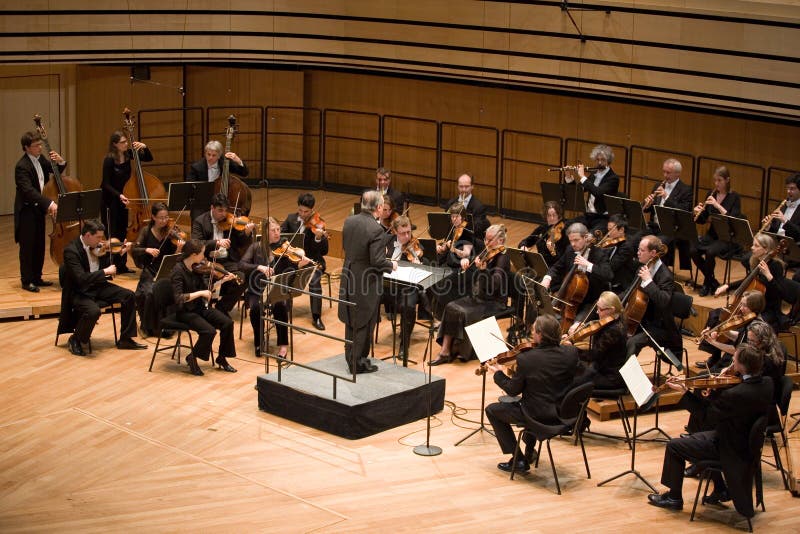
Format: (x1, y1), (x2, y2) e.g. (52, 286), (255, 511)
(154, 254), (181, 282)
(352, 202), (362, 215)
(56, 189), (102, 224)
(427, 212), (452, 240)
(418, 238), (437, 264)
(541, 182), (585, 214)
(605, 195), (645, 232)
(168, 181), (213, 213)
(764, 232), (800, 264)
(654, 205), (698, 276)
(261, 266), (316, 365)
(634, 326), (682, 443)
(710, 214), (753, 285)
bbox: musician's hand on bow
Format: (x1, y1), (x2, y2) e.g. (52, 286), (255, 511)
(757, 260), (773, 280)
(487, 361), (503, 373)
(460, 257), (470, 270)
(637, 265), (652, 282)
(119, 194), (130, 206)
(216, 238), (231, 249)
(257, 265), (274, 276)
(665, 376), (688, 393)
(194, 289), (213, 302)
(146, 247), (160, 258)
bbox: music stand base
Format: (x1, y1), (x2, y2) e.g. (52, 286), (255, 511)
(454, 425), (495, 446)
(414, 444), (442, 456)
(635, 426), (671, 443)
(597, 469), (657, 493)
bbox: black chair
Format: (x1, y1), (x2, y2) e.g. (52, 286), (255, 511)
(584, 387), (632, 449)
(54, 263), (119, 353)
(690, 414), (769, 532)
(148, 278), (207, 372)
(510, 382), (594, 494)
(764, 375), (794, 489)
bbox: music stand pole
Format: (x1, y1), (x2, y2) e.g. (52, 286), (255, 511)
(414, 312), (442, 456)
(454, 368), (495, 446)
(597, 399), (658, 492)
(635, 326), (679, 442)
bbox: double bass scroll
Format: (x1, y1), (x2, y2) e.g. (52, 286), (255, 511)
(214, 115), (252, 216)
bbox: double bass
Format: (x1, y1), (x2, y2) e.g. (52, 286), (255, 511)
(214, 115), (252, 216)
(36, 114), (83, 265)
(121, 108), (167, 242)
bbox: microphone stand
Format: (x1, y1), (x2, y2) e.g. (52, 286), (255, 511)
(414, 305), (442, 457)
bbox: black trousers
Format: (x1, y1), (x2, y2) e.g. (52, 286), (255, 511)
(344, 315), (377, 371)
(383, 286), (419, 352)
(175, 307), (235, 361)
(134, 269), (157, 335)
(73, 283), (137, 343)
(661, 431), (724, 498)
(18, 206), (46, 285)
(690, 235), (737, 287)
(309, 268), (323, 317)
(486, 401), (532, 457)
(103, 203), (130, 271)
(215, 276), (246, 314)
(247, 293), (289, 349)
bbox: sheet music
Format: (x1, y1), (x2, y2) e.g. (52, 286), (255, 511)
(619, 355), (655, 407)
(384, 265), (432, 285)
(465, 316), (508, 363)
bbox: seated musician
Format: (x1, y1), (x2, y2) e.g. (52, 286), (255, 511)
(375, 167), (405, 216)
(171, 239), (238, 375)
(715, 232), (787, 331)
(281, 192), (329, 331)
(517, 200), (568, 267)
(690, 166), (744, 297)
(59, 219), (146, 356)
(625, 235), (682, 359)
(540, 222), (613, 330)
(240, 218), (311, 359)
(191, 193), (249, 314)
(431, 224), (510, 365)
(696, 290), (764, 371)
(484, 315), (579, 473)
(563, 144), (620, 234)
(444, 172), (490, 243)
(186, 140), (248, 221)
(378, 194), (396, 235)
(648, 343), (773, 515)
(602, 214), (637, 294)
(131, 202), (184, 337)
(383, 215), (430, 358)
(563, 291), (627, 390)
(436, 202), (474, 270)
(642, 158), (694, 271)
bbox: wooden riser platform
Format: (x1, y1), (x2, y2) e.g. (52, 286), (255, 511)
(587, 390), (683, 421)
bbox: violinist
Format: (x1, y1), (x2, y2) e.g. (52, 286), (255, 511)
(58, 219), (145, 356)
(375, 167), (406, 216)
(541, 223), (613, 328)
(696, 290), (764, 371)
(690, 166), (744, 296)
(378, 194), (396, 235)
(432, 224), (510, 365)
(564, 291), (627, 390)
(131, 202), (185, 337)
(625, 235), (682, 359)
(190, 193), (249, 314)
(170, 239), (238, 375)
(436, 202), (474, 270)
(648, 344), (772, 516)
(643, 158), (694, 272)
(15, 130), (65, 292)
(563, 144), (619, 234)
(101, 130), (152, 275)
(444, 173), (490, 243)
(604, 214), (637, 294)
(517, 201), (568, 267)
(280, 193), (329, 331)
(186, 140), (249, 221)
(484, 315), (579, 473)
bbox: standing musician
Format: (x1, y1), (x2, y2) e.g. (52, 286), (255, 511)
(625, 235), (682, 359)
(444, 173), (490, 243)
(240, 218), (311, 359)
(484, 315), (579, 473)
(432, 224), (510, 365)
(14, 130), (64, 292)
(101, 130), (152, 274)
(190, 193), (249, 314)
(436, 202), (474, 270)
(339, 191), (398, 374)
(517, 200), (569, 267)
(280, 192), (329, 331)
(648, 344), (772, 517)
(643, 158), (694, 271)
(603, 214), (637, 294)
(563, 144), (620, 234)
(59, 219), (146, 356)
(131, 202), (185, 337)
(170, 239), (238, 375)
(563, 291), (627, 390)
(690, 166), (744, 296)
(696, 290), (765, 372)
(186, 140), (248, 222)
(540, 222), (613, 332)
(375, 167), (405, 216)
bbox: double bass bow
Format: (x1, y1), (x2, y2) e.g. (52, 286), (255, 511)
(35, 114), (83, 266)
(121, 108), (166, 242)
(215, 115), (252, 216)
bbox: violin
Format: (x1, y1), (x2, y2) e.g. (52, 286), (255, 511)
(91, 238), (126, 257)
(167, 224), (188, 247)
(566, 315), (617, 343)
(452, 220), (468, 243)
(305, 211), (328, 238)
(546, 220), (565, 256)
(461, 245), (505, 274)
(216, 213), (254, 232)
(192, 260), (243, 285)
(654, 374), (742, 395)
(475, 341), (536, 376)
(401, 237), (424, 263)
(273, 240), (317, 266)
(695, 311), (756, 344)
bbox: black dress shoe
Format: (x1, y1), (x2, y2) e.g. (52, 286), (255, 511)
(429, 354), (452, 366)
(497, 457), (530, 473)
(33, 279), (54, 287)
(358, 363), (379, 374)
(684, 463), (700, 478)
(647, 492), (683, 510)
(117, 267), (136, 275)
(216, 357), (237, 373)
(312, 317), (326, 331)
(117, 338), (147, 350)
(698, 285), (710, 297)
(22, 283), (40, 293)
(186, 354), (204, 376)
(703, 488), (731, 505)
(68, 335), (86, 356)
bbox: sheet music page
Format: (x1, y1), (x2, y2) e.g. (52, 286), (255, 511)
(384, 265), (431, 284)
(465, 316), (508, 363)
(619, 355), (655, 407)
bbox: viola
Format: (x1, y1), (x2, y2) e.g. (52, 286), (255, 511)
(475, 341), (536, 375)
(192, 260), (243, 285)
(273, 240), (317, 266)
(566, 315), (617, 343)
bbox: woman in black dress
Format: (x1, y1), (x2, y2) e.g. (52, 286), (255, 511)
(518, 201), (568, 267)
(101, 130), (153, 273)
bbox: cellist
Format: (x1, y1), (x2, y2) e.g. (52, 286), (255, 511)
(101, 130), (152, 274)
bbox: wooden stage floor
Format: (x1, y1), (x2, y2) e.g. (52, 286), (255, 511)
(1, 188), (799, 532)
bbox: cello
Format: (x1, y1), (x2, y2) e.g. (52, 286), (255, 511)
(621, 242), (667, 337)
(36, 114), (83, 265)
(214, 115), (252, 216)
(553, 239), (594, 333)
(121, 108), (167, 242)
(720, 239), (786, 323)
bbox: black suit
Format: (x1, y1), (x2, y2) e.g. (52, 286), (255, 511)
(281, 213), (329, 318)
(768, 199), (800, 240)
(607, 238), (637, 293)
(338, 211), (394, 372)
(58, 237), (137, 344)
(626, 260), (682, 356)
(375, 186), (405, 216)
(190, 212), (247, 313)
(645, 179), (694, 270)
(547, 246), (613, 324)
(486, 343), (579, 455)
(186, 157), (248, 221)
(571, 168), (620, 233)
(445, 195), (490, 241)
(14, 153), (65, 285)
(661, 376), (773, 518)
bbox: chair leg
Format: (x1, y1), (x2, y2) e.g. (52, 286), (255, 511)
(510, 429), (526, 481)
(770, 434), (789, 490)
(545, 440), (560, 495)
(691, 472), (710, 521)
(148, 333), (162, 372)
(239, 300), (246, 340)
(578, 428), (591, 479)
